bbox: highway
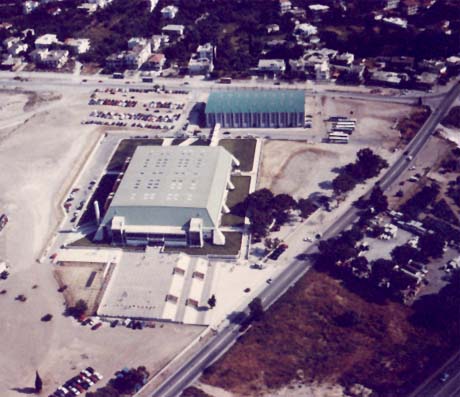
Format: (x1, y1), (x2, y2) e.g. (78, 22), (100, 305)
(150, 81), (460, 397)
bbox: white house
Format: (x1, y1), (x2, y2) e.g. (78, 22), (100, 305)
(294, 23), (318, 37)
(162, 25), (185, 38)
(151, 34), (169, 51)
(35, 34), (58, 49)
(161, 5), (178, 19)
(257, 59), (286, 74)
(23, 1), (40, 14)
(87, 0), (113, 8)
(279, 0), (292, 13)
(8, 42), (28, 56)
(65, 38), (91, 54)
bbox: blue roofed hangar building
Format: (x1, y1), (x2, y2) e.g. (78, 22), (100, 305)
(205, 90), (305, 128)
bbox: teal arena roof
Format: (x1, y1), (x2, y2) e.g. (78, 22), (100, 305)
(205, 90), (305, 114)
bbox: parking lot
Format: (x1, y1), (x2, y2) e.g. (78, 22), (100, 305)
(84, 87), (190, 133)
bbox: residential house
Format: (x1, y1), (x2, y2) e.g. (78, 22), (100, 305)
(266, 24), (280, 34)
(125, 44), (151, 69)
(35, 34), (58, 49)
(369, 70), (408, 87)
(331, 52), (354, 69)
(3, 37), (20, 50)
(87, 0), (113, 8)
(151, 34), (169, 51)
(188, 43), (214, 75)
(294, 23), (318, 37)
(161, 25), (185, 39)
(384, 0), (400, 9)
(128, 37), (150, 50)
(308, 4), (330, 21)
(64, 38), (91, 54)
(257, 59), (286, 74)
(8, 42), (28, 56)
(279, 0), (292, 14)
(197, 43), (214, 62)
(0, 55), (22, 71)
(0, 23), (14, 31)
(23, 1), (40, 14)
(401, 0), (418, 15)
(161, 5), (178, 19)
(188, 57), (213, 75)
(415, 72), (438, 89)
(31, 49), (69, 69)
(382, 17), (408, 28)
(148, 0), (159, 12)
(417, 59), (446, 75)
(290, 49), (336, 81)
(143, 53), (166, 71)
(105, 52), (126, 70)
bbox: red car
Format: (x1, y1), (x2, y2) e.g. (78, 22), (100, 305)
(91, 322), (102, 331)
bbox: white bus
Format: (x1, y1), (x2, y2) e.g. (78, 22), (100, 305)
(328, 132), (349, 144)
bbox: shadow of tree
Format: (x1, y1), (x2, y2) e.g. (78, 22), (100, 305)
(11, 387), (36, 395)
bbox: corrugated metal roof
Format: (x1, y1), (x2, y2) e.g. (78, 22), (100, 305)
(101, 146), (234, 229)
(205, 90), (305, 114)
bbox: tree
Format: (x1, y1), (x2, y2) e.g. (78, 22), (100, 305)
(391, 244), (420, 265)
(370, 259), (395, 284)
(35, 371), (43, 393)
(271, 193), (296, 213)
(207, 294), (216, 309)
(369, 187), (388, 213)
(68, 299), (88, 318)
(332, 173), (356, 195)
(351, 256), (369, 274)
(248, 297), (264, 321)
(297, 198), (317, 218)
(419, 233), (446, 259)
(245, 188), (274, 211)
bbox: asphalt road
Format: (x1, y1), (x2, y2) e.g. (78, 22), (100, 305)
(150, 82), (460, 397)
(409, 352), (460, 397)
(0, 71), (448, 107)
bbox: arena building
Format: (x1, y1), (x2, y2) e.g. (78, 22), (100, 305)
(205, 90), (305, 128)
(95, 146), (239, 247)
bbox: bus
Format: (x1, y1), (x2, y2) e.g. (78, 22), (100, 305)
(333, 122), (356, 128)
(328, 132), (349, 144)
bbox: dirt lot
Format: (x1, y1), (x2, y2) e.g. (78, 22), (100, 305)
(258, 97), (411, 200)
(0, 86), (203, 397)
(200, 270), (455, 397)
(54, 262), (106, 314)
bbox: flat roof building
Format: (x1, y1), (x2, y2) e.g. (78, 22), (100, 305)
(205, 90), (305, 128)
(95, 146), (239, 247)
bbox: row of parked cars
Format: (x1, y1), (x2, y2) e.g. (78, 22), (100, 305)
(89, 98), (137, 107)
(49, 367), (103, 397)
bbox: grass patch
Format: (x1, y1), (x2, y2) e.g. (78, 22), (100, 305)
(219, 139), (256, 172)
(171, 138), (187, 145)
(221, 176), (251, 227)
(107, 138), (163, 172)
(164, 232), (242, 256)
(202, 270), (456, 396)
(190, 138), (211, 146)
(78, 174), (118, 226)
(69, 232), (144, 251)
